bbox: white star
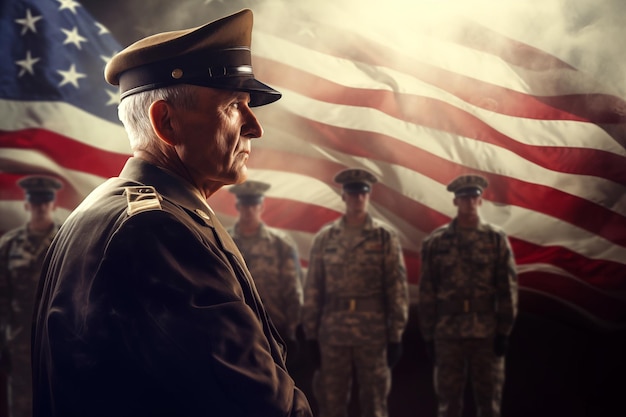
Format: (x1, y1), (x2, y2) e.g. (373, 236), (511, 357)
(15, 9), (43, 36)
(15, 50), (40, 77)
(57, 64), (87, 88)
(105, 89), (120, 106)
(100, 52), (116, 65)
(95, 22), (109, 35)
(56, 0), (81, 14)
(61, 27), (88, 49)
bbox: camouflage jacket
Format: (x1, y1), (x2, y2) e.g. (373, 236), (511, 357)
(228, 222), (303, 340)
(417, 218), (518, 341)
(0, 223), (60, 349)
(302, 214), (408, 345)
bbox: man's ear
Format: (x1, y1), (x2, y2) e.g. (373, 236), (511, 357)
(149, 100), (177, 146)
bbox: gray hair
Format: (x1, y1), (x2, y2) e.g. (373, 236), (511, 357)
(117, 84), (198, 151)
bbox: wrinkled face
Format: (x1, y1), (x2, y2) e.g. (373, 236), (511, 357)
(342, 191), (370, 215)
(453, 195), (482, 216)
(171, 87), (263, 189)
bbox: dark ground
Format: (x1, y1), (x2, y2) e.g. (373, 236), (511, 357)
(288, 302), (626, 417)
(2, 301), (624, 417)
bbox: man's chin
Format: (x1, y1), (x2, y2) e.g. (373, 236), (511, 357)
(233, 168), (248, 184)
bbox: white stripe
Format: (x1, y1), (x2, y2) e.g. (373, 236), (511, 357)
(0, 148), (108, 198)
(258, 91), (626, 217)
(253, 34), (624, 157)
(0, 99), (130, 155)
(254, 1), (625, 100)
(481, 202), (626, 265)
(254, 24), (620, 97)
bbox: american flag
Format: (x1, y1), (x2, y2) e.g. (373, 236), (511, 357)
(1, 0), (625, 329)
(0, 0), (128, 226)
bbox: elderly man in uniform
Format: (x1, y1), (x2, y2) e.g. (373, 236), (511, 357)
(227, 180), (303, 368)
(302, 168), (409, 417)
(417, 174), (518, 417)
(0, 176), (62, 417)
(31, 10), (312, 417)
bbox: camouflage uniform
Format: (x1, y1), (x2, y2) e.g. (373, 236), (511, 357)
(228, 222), (303, 341)
(302, 214), (409, 417)
(418, 218), (518, 417)
(0, 223), (60, 417)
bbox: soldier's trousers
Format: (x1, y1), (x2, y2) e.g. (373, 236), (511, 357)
(313, 343), (390, 417)
(434, 338), (505, 417)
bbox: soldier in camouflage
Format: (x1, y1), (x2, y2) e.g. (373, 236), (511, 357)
(417, 174), (518, 417)
(227, 180), (303, 367)
(0, 176), (62, 417)
(302, 168), (409, 417)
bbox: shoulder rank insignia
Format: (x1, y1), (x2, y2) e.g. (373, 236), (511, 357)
(124, 186), (163, 215)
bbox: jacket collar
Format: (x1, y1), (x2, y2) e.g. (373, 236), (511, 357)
(119, 157), (215, 226)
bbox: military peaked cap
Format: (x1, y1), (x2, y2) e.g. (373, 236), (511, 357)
(18, 175), (63, 204)
(229, 180), (271, 205)
(447, 174), (489, 197)
(334, 168), (378, 194)
(104, 9), (281, 106)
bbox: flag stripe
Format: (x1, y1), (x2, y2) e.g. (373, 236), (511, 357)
(254, 22), (626, 128)
(0, 100), (128, 154)
(1, 129), (127, 178)
(255, 60), (626, 180)
(2, 0), (624, 329)
(252, 111), (626, 246)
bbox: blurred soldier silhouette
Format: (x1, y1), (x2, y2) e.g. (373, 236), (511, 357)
(227, 180), (303, 370)
(302, 168), (409, 417)
(417, 174), (518, 417)
(0, 176), (62, 417)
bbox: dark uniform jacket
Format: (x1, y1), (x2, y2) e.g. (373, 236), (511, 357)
(32, 158), (312, 417)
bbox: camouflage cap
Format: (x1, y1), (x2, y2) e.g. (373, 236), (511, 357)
(334, 168), (378, 194)
(229, 180), (271, 205)
(18, 175), (63, 204)
(104, 9), (281, 106)
(447, 174), (488, 197)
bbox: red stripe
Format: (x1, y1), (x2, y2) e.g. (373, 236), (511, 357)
(255, 24), (626, 130)
(256, 60), (626, 186)
(0, 129), (128, 178)
(255, 119), (626, 247)
(511, 238), (625, 290)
